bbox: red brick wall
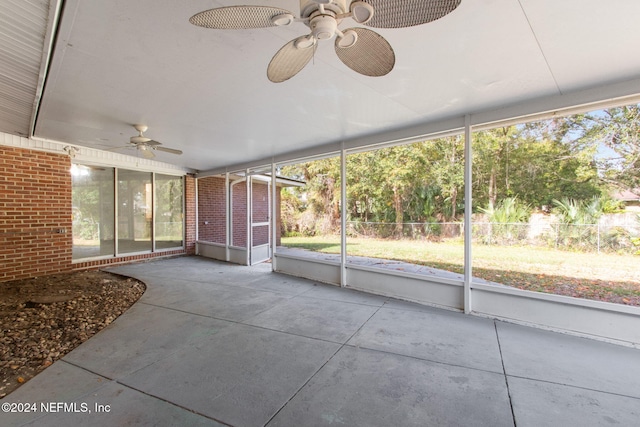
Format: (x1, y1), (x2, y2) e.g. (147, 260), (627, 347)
(197, 176), (227, 244)
(0, 146), (73, 281)
(231, 180), (247, 247)
(252, 182), (269, 246)
(197, 177), (283, 248)
(252, 182), (269, 222)
(0, 145), (196, 282)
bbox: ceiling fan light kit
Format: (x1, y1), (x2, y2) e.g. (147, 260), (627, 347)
(189, 0), (462, 82)
(309, 14), (338, 40)
(350, 2), (374, 24)
(271, 13), (295, 26)
(294, 35), (317, 50)
(336, 29), (358, 48)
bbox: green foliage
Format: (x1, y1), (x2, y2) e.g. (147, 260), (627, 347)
(472, 123), (601, 210)
(479, 197), (531, 223)
(584, 104), (640, 192)
(348, 137), (465, 226)
(279, 189), (302, 235)
(600, 195), (626, 213)
(634, 214), (640, 255)
(551, 197), (605, 251)
(281, 157), (341, 235)
(282, 103), (639, 249)
(603, 226), (634, 254)
(552, 196), (603, 225)
(478, 197), (531, 245)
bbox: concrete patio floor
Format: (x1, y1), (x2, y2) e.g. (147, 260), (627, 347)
(2, 256), (639, 426)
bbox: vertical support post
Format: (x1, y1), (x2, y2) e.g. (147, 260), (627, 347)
(271, 162), (278, 272)
(464, 115), (473, 314)
(183, 175), (188, 254)
(151, 172), (156, 252)
(225, 172), (230, 262)
(246, 169), (251, 266)
(340, 144), (347, 288)
(114, 168), (119, 256)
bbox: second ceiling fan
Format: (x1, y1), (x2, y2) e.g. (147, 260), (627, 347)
(127, 125), (182, 159)
(189, 0), (462, 83)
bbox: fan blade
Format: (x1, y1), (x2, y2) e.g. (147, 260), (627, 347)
(361, 0), (461, 29)
(335, 28), (394, 77)
(104, 145), (132, 152)
(190, 6), (294, 29)
(267, 36), (316, 83)
(144, 140), (162, 147)
(155, 146), (183, 155)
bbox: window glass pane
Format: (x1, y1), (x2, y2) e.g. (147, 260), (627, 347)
(118, 169), (152, 254)
(155, 174), (184, 249)
(72, 165), (115, 259)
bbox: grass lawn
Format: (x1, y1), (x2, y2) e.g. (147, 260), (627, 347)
(281, 235), (640, 306)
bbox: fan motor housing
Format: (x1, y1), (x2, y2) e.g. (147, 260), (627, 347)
(300, 0), (346, 19)
(131, 136), (150, 144)
(310, 15), (338, 39)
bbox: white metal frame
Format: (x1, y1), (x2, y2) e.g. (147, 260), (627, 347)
(206, 170), (274, 266)
(463, 114), (472, 314)
(340, 144), (347, 287)
(249, 180), (272, 265)
(271, 162), (278, 272)
(268, 96), (640, 347)
(70, 163), (185, 263)
(191, 84), (640, 346)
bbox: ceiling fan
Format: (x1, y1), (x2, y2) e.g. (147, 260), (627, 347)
(189, 0), (462, 83)
(125, 125), (183, 159)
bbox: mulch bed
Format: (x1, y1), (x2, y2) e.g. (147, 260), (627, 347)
(0, 271), (144, 398)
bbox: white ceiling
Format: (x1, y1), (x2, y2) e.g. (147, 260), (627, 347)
(23, 0), (640, 172)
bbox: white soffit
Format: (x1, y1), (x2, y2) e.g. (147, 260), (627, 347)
(0, 0), (55, 137)
(31, 0), (640, 173)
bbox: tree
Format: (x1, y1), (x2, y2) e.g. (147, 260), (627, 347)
(281, 157), (341, 235)
(472, 127), (517, 211)
(583, 104), (640, 194)
(433, 136), (464, 220)
(473, 121), (602, 211)
(281, 103), (640, 239)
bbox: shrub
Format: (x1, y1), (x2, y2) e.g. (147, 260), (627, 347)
(479, 197), (531, 244)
